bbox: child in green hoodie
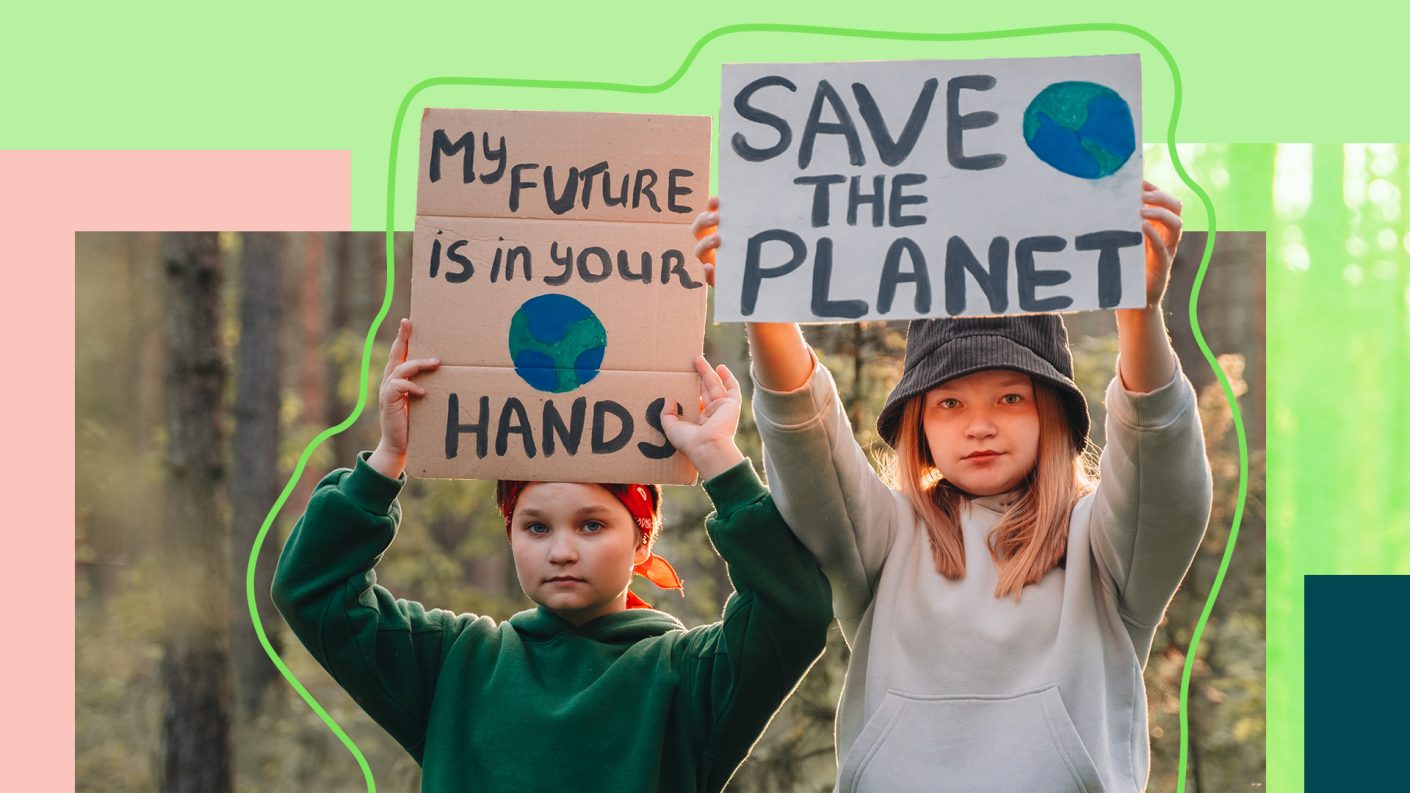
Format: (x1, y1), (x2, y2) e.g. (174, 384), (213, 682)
(272, 318), (832, 793)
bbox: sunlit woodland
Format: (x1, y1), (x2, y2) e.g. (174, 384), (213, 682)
(75, 143), (1288, 791)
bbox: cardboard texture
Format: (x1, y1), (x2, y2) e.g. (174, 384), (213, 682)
(716, 55), (1146, 322)
(418, 108), (710, 223)
(410, 108), (710, 484)
(411, 216), (706, 371)
(407, 367), (701, 484)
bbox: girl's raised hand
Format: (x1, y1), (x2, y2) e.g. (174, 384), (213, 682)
(692, 195), (720, 287)
(367, 318), (440, 479)
(1140, 180), (1184, 309)
(661, 354), (745, 481)
(1114, 183), (1182, 392)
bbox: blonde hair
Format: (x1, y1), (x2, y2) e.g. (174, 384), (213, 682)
(887, 379), (1097, 599)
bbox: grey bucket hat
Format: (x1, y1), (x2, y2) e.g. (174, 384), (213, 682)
(876, 315), (1090, 450)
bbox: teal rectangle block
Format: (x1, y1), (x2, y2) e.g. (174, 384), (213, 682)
(1305, 575), (1410, 789)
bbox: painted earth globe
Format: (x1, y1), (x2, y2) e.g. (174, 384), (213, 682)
(1022, 81), (1135, 179)
(508, 293), (607, 393)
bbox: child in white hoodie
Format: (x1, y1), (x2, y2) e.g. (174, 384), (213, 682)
(693, 182), (1213, 792)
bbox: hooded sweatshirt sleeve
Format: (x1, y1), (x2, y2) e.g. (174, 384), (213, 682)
(1087, 364), (1214, 663)
(750, 350), (903, 636)
(271, 453), (474, 759)
(678, 459), (833, 793)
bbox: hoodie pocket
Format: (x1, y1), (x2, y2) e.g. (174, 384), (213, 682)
(838, 685), (1105, 793)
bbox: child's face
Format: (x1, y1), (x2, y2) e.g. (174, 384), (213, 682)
(508, 482), (651, 626)
(922, 369), (1040, 497)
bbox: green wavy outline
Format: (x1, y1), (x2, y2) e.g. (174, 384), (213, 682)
(244, 22), (1248, 793)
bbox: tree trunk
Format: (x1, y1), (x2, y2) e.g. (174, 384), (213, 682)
(290, 233), (328, 512)
(159, 232), (233, 793)
(325, 231), (355, 459)
(230, 232), (284, 716)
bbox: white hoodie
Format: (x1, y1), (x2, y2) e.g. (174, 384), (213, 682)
(751, 354), (1212, 793)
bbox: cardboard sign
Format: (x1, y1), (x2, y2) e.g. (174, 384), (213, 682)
(409, 108), (711, 484)
(716, 55), (1145, 322)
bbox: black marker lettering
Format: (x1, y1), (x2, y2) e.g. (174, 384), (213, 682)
(603, 172), (629, 207)
(667, 169), (694, 214)
(496, 398), (537, 458)
(578, 246), (611, 283)
(946, 76), (1006, 171)
(811, 238), (868, 318)
(445, 393), (489, 460)
(543, 166), (580, 215)
(660, 250), (702, 289)
(794, 174), (846, 227)
(944, 236), (1009, 315)
(430, 129), (474, 184)
(505, 245), (530, 281)
(632, 169), (660, 212)
(592, 401), (633, 453)
(1016, 235), (1072, 312)
(1074, 230), (1143, 308)
(877, 238), (930, 314)
(444, 239), (474, 283)
(509, 163), (540, 212)
(799, 80), (865, 169)
(741, 229), (807, 316)
(731, 75), (797, 162)
(617, 250), (652, 283)
(888, 174), (927, 227)
(579, 161), (609, 209)
(480, 133), (507, 184)
(545, 242), (573, 286)
(428, 234), (442, 279)
(847, 175), (885, 227)
(542, 397), (586, 457)
(637, 398), (677, 460)
(852, 78), (938, 166)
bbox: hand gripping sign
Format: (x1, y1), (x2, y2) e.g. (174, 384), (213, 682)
(408, 108), (711, 484)
(715, 54), (1146, 322)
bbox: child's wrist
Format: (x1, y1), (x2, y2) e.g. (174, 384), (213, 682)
(367, 444), (407, 480)
(688, 440), (746, 481)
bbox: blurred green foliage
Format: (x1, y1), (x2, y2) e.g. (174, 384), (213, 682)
(77, 202), (1264, 791)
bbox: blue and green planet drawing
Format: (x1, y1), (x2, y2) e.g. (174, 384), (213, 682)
(1022, 81), (1135, 180)
(508, 293), (607, 393)
(503, 81), (1129, 393)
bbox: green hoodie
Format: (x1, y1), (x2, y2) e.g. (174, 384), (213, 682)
(272, 455), (832, 793)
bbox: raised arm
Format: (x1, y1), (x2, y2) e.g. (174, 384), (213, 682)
(271, 457), (478, 759)
(696, 199), (900, 638)
(693, 196), (813, 392)
(1089, 183), (1214, 661)
(271, 319), (478, 759)
(1113, 181), (1183, 394)
(661, 356), (832, 786)
(679, 462), (834, 790)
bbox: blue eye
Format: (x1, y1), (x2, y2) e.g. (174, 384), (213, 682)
(526, 522), (549, 535)
(582, 520), (605, 534)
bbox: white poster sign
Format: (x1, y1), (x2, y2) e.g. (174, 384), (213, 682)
(716, 55), (1145, 322)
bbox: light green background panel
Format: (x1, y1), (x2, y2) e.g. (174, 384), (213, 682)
(1151, 140), (1410, 791)
(11, 4), (1410, 793)
(5, 2), (1406, 224)
(1267, 142), (1410, 789)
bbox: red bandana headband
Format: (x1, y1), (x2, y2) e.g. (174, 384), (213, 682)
(501, 482), (683, 609)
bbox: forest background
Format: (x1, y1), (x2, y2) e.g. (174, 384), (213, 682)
(76, 145), (1273, 793)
